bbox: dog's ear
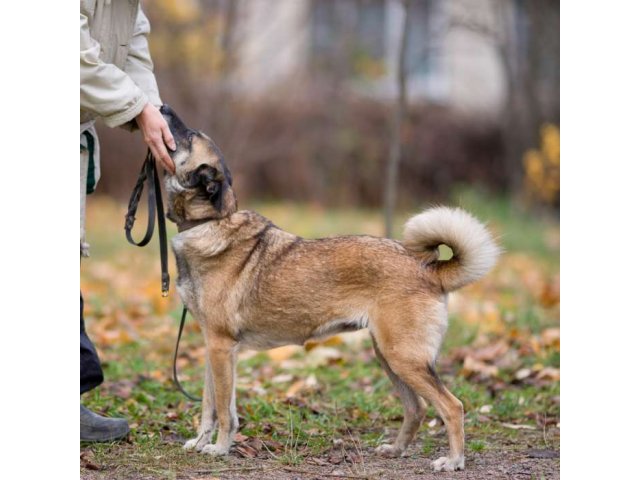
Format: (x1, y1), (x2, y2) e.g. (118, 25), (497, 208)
(186, 164), (225, 201)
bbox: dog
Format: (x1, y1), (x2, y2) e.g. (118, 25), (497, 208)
(160, 105), (500, 472)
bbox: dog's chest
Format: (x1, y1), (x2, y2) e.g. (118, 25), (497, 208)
(171, 237), (199, 311)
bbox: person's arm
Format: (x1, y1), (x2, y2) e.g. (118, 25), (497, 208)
(124, 6), (162, 108)
(80, 11), (175, 171)
(80, 11), (148, 128)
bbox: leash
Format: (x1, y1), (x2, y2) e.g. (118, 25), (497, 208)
(124, 149), (201, 402)
(173, 308), (202, 402)
(124, 149), (170, 296)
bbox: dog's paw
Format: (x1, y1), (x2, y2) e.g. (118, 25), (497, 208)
(201, 443), (230, 457)
(431, 455), (465, 472)
(375, 443), (403, 458)
(183, 432), (211, 452)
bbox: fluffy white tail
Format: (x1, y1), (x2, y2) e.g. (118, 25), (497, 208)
(403, 207), (501, 292)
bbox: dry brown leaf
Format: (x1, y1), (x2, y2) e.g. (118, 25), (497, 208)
(462, 356), (498, 378)
(233, 443), (259, 458)
(304, 335), (343, 351)
(285, 379), (305, 398)
(538, 278), (560, 308)
(80, 451), (100, 471)
(267, 345), (302, 361)
(473, 340), (510, 362)
(166, 412), (178, 421)
(541, 327), (560, 348)
(305, 347), (342, 367)
(234, 432), (249, 442)
(536, 367), (560, 381)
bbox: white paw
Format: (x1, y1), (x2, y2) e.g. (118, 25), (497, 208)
(201, 443), (230, 457)
(183, 433), (211, 452)
(432, 455), (465, 472)
(375, 443), (402, 458)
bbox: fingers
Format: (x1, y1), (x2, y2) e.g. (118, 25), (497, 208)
(149, 141), (175, 174)
(162, 122), (176, 152)
(137, 103), (177, 173)
(157, 123), (176, 173)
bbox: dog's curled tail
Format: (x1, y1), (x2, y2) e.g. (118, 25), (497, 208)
(403, 206), (501, 292)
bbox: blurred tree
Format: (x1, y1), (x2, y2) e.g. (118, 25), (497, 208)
(384, 0), (410, 238)
(452, 0), (559, 197)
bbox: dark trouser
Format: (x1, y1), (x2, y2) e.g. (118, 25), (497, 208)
(80, 294), (104, 394)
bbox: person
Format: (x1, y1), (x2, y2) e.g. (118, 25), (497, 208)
(80, 0), (175, 442)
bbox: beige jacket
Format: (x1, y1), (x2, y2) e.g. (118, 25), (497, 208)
(81, 0), (161, 128)
(80, 0), (162, 255)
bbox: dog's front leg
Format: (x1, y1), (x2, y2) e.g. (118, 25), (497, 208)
(184, 357), (217, 451)
(201, 334), (238, 457)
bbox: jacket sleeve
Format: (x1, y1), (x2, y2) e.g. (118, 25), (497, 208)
(124, 6), (162, 108)
(80, 11), (148, 128)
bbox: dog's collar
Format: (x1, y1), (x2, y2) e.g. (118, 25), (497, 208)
(177, 218), (215, 233)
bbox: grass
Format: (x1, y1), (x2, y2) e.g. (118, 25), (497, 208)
(81, 190), (559, 478)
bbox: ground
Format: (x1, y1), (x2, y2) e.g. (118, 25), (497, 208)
(80, 191), (560, 479)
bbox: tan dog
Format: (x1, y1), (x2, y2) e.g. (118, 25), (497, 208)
(160, 106), (500, 472)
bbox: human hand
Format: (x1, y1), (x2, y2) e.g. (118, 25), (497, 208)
(135, 103), (176, 173)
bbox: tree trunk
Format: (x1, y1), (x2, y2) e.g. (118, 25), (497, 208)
(384, 0), (410, 238)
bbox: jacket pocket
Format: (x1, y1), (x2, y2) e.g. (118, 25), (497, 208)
(114, 44), (131, 70)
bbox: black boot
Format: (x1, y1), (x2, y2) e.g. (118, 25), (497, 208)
(80, 405), (130, 442)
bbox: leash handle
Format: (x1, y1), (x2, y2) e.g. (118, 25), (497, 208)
(173, 308), (202, 402)
(124, 150), (170, 296)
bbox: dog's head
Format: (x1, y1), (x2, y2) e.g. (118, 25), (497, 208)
(161, 105), (237, 224)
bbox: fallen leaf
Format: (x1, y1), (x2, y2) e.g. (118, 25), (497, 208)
(536, 367), (560, 382)
(234, 432), (249, 442)
(166, 412), (178, 421)
(462, 356), (498, 378)
(541, 327), (560, 348)
(474, 339), (510, 362)
(304, 335), (343, 351)
(306, 347), (343, 367)
(538, 279), (560, 308)
(272, 374), (294, 384)
(515, 368), (532, 380)
(233, 443), (259, 458)
(80, 451), (100, 471)
(267, 345), (302, 361)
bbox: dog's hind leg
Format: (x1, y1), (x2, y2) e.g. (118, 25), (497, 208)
(372, 303), (465, 471)
(371, 336), (426, 458)
(183, 357), (217, 451)
(381, 348), (465, 471)
(200, 334), (239, 457)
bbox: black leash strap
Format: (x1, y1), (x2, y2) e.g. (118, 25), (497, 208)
(124, 149), (170, 296)
(173, 308), (202, 402)
(124, 151), (200, 401)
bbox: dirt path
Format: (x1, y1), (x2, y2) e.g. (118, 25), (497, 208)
(81, 430), (559, 480)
